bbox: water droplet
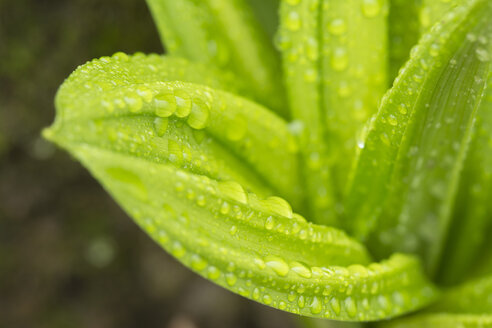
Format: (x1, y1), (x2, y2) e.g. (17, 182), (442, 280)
(112, 52), (129, 61)
(217, 181), (247, 204)
(362, 0), (381, 18)
(136, 86), (153, 103)
(225, 273), (237, 286)
(310, 296), (322, 314)
(207, 266), (221, 280)
(337, 81), (351, 97)
(344, 297), (357, 317)
(190, 254), (207, 271)
(305, 37), (319, 61)
(264, 256), (289, 276)
(429, 43), (440, 57)
(290, 262), (312, 278)
(331, 47), (348, 71)
(380, 133), (391, 146)
(263, 294), (272, 305)
(154, 90), (176, 117)
(254, 258), (266, 269)
(262, 197), (293, 218)
(220, 201), (230, 215)
(125, 94), (143, 112)
(274, 32), (291, 51)
(153, 117), (168, 137)
(285, 11), (301, 31)
(330, 298), (341, 315)
(298, 295), (305, 308)
(252, 288), (260, 300)
(229, 225), (237, 235)
(171, 241), (186, 258)
(398, 104), (408, 115)
(187, 98), (210, 129)
(101, 99), (114, 113)
(387, 115), (398, 126)
(476, 48), (490, 62)
(174, 89), (192, 117)
(357, 139), (365, 149)
(196, 195), (206, 207)
(328, 18), (346, 35)
(303, 68), (318, 82)
(265, 216), (275, 230)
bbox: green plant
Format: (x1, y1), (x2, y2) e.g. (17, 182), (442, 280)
(43, 0), (491, 325)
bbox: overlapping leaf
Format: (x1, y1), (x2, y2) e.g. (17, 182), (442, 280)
(44, 54), (437, 321)
(421, 0), (492, 285)
(379, 275), (492, 328)
(344, 0), (492, 274)
(146, 0), (287, 116)
(278, 0), (388, 226)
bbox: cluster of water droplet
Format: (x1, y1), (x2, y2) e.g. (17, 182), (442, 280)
(106, 155), (434, 320)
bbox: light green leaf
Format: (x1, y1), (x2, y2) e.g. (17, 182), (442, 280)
(430, 275), (492, 313)
(421, 0), (492, 285)
(146, 0), (287, 116)
(378, 275), (492, 328)
(420, 0), (461, 32)
(344, 0), (492, 274)
(43, 52), (437, 322)
(379, 314), (492, 328)
(277, 0), (388, 226)
(48, 53), (303, 208)
(388, 0), (422, 80)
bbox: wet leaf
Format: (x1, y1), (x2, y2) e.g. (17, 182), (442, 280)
(278, 0), (388, 226)
(146, 0), (287, 116)
(44, 53), (437, 321)
(344, 0), (492, 274)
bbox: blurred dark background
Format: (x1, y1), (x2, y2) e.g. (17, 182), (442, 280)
(0, 0), (301, 327)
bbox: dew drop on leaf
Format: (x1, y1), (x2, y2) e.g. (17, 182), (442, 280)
(264, 255), (290, 277)
(154, 90), (176, 117)
(328, 18), (347, 36)
(217, 181), (247, 204)
(174, 89), (192, 117)
(361, 0), (381, 18)
(187, 98), (210, 130)
(153, 117), (168, 137)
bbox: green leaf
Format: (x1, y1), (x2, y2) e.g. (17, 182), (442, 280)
(247, 0), (280, 40)
(421, 0), (492, 286)
(44, 52), (437, 322)
(146, 0), (287, 117)
(277, 0), (388, 226)
(378, 275), (492, 328)
(379, 314), (492, 328)
(420, 0), (461, 32)
(388, 0), (422, 81)
(430, 275), (492, 313)
(47, 53), (303, 208)
(344, 0), (492, 274)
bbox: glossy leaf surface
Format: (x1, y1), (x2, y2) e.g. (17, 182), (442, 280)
(380, 275), (492, 328)
(344, 0), (492, 274)
(44, 53), (437, 321)
(278, 0), (388, 226)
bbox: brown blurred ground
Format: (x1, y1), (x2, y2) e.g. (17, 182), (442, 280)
(0, 1), (301, 327)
